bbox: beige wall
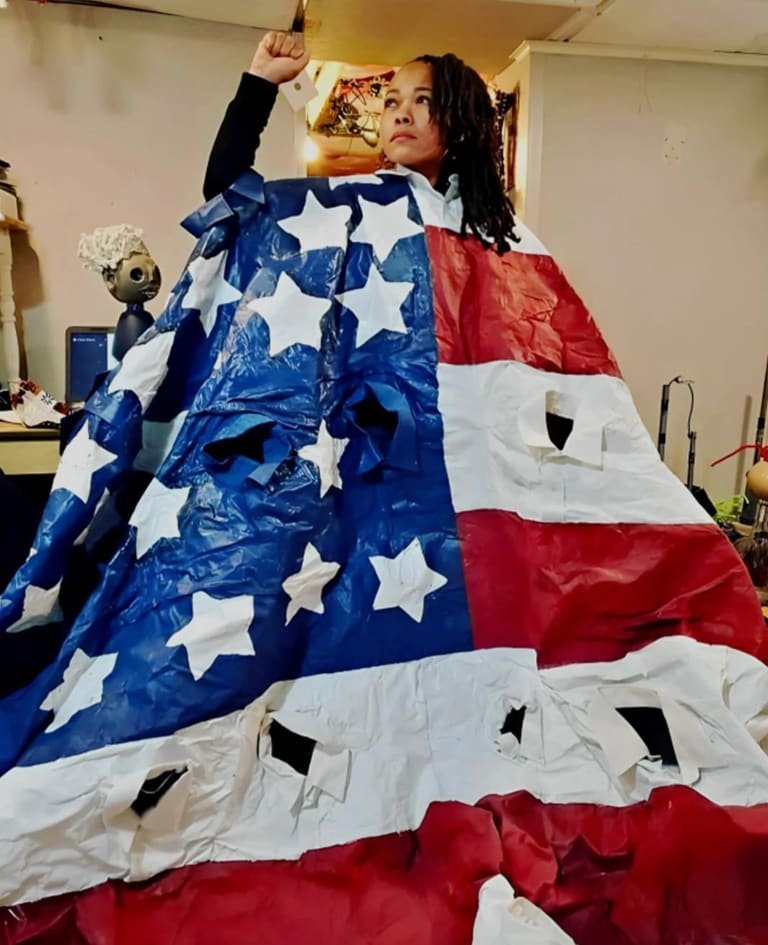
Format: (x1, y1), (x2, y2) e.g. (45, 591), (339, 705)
(1, 2), (303, 398)
(501, 51), (768, 501)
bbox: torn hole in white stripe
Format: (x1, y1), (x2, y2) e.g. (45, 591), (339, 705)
(493, 695), (543, 763)
(103, 762), (194, 837)
(518, 388), (606, 468)
(588, 687), (728, 788)
(259, 712), (352, 812)
(131, 767), (188, 817)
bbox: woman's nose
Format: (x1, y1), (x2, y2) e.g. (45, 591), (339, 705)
(395, 111), (412, 124)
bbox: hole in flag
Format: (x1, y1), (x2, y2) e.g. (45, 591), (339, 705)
(500, 705), (526, 741)
(343, 381), (418, 475)
(131, 767), (188, 817)
(205, 425), (273, 464)
(616, 706), (678, 766)
(545, 412), (574, 451)
(269, 719), (316, 776)
(543, 390), (576, 451)
(354, 394), (399, 440)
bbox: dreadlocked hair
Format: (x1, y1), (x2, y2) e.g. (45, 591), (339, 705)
(416, 53), (520, 254)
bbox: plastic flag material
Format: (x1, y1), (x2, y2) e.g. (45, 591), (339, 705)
(0, 169), (766, 944)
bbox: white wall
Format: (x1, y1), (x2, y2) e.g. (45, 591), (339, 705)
(1, 2), (302, 398)
(506, 51), (768, 500)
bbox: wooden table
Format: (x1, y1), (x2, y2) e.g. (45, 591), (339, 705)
(0, 420), (60, 475)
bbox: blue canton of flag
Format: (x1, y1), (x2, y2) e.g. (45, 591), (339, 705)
(0, 171), (473, 773)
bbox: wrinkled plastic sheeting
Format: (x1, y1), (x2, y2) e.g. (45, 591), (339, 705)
(4, 786), (768, 945)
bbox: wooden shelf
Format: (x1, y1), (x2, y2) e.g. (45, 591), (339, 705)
(0, 421), (60, 475)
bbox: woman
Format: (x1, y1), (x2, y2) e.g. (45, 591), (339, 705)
(204, 32), (518, 252)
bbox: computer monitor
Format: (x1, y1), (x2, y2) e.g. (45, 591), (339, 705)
(65, 326), (117, 405)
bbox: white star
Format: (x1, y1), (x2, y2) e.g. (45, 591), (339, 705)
(40, 648), (118, 733)
(181, 251), (242, 336)
(167, 591), (255, 681)
(370, 538), (447, 623)
(328, 174), (384, 190)
(108, 330), (176, 411)
(336, 264), (413, 348)
(277, 191), (352, 253)
(247, 272), (331, 356)
(298, 421), (349, 497)
(6, 580), (62, 634)
(51, 421), (118, 504)
(134, 411), (189, 474)
(350, 195), (422, 263)
(282, 542), (341, 625)
(129, 478), (191, 559)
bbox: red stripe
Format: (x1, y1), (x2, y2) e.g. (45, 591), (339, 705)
(457, 510), (767, 666)
(485, 786), (768, 945)
(4, 787), (768, 945)
(426, 228), (621, 376)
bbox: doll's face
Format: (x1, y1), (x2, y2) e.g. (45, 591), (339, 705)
(103, 252), (161, 304)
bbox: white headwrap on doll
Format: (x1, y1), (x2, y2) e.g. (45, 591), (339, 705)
(78, 224), (149, 274)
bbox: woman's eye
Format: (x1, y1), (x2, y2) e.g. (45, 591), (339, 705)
(417, 95), (432, 105)
(383, 98), (397, 109)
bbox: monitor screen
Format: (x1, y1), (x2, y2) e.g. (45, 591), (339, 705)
(66, 328), (117, 404)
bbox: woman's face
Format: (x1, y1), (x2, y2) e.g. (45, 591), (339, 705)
(380, 60), (445, 186)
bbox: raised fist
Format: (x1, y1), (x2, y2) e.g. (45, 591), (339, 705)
(249, 31), (311, 85)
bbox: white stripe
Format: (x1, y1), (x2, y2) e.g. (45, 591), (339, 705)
(1, 637), (766, 906)
(437, 360), (711, 524)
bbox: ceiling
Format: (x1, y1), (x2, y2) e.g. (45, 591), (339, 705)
(573, 0), (768, 55)
(304, 1), (585, 75)
(23, 0), (768, 71)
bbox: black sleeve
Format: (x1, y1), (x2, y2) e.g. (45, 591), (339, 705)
(203, 72), (279, 201)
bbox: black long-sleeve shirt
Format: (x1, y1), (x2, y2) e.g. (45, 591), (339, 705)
(203, 73), (278, 201)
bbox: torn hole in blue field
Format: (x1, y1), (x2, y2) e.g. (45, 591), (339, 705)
(344, 381), (419, 475)
(203, 413), (291, 487)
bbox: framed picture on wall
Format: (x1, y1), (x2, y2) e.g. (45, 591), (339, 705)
(306, 64), (395, 177)
(501, 86), (520, 196)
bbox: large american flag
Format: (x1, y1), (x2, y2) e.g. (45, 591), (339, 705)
(1, 170), (766, 945)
